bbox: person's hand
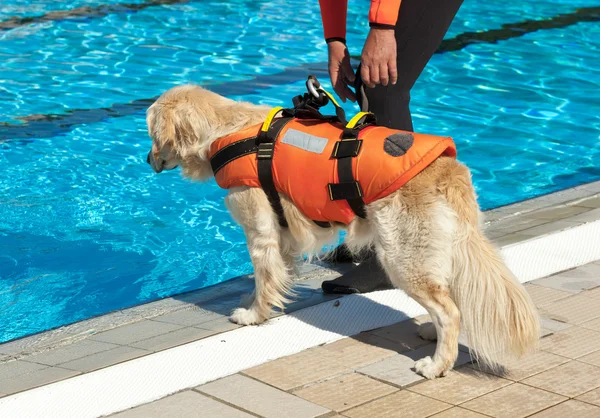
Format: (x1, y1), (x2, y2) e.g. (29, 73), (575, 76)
(361, 28), (397, 88)
(327, 41), (356, 103)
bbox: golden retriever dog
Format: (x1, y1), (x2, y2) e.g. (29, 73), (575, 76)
(146, 84), (540, 379)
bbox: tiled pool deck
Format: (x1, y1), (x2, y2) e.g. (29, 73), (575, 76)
(2, 180), (600, 417)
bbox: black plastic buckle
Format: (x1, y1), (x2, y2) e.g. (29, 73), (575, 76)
(331, 140), (363, 159)
(328, 181), (364, 201)
(257, 142), (274, 159)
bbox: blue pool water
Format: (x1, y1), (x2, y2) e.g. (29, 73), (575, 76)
(1, 0), (599, 343)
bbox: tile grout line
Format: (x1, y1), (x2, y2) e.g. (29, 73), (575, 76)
(515, 362), (600, 400)
(317, 386), (405, 415)
(191, 388), (264, 418)
(576, 392), (600, 408)
(404, 368), (516, 407)
(522, 399), (572, 417)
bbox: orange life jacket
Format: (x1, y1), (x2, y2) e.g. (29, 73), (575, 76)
(209, 110), (457, 227)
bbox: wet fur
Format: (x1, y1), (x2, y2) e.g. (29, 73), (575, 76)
(146, 84), (540, 379)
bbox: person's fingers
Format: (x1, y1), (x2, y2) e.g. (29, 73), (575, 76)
(334, 78), (356, 103)
(389, 59), (398, 85)
(379, 63), (389, 86)
(361, 65), (374, 88)
(341, 84), (356, 102)
(369, 65), (380, 88)
(328, 66), (345, 101)
(342, 61), (356, 84)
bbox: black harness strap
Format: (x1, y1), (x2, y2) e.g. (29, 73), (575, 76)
(257, 117), (293, 228)
(210, 137), (258, 174)
(327, 116), (377, 219)
(329, 148), (367, 219)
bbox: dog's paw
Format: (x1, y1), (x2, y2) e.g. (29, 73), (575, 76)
(414, 356), (448, 379)
(418, 322), (437, 341)
(229, 307), (264, 326)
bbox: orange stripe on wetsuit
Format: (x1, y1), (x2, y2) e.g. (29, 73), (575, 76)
(318, 0), (402, 41)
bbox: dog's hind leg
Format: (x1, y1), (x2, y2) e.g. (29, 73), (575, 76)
(372, 195), (460, 379)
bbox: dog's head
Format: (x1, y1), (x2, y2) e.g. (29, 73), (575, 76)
(146, 84), (272, 181)
(145, 84), (232, 180)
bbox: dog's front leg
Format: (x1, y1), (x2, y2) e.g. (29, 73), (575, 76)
(228, 200), (294, 327)
(230, 226), (293, 325)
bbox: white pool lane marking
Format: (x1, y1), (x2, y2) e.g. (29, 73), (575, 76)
(2, 220), (600, 418)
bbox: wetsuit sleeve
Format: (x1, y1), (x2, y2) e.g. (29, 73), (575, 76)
(318, 0), (348, 43)
(368, 0), (401, 29)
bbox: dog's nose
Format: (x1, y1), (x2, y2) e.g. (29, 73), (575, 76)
(146, 152), (151, 164)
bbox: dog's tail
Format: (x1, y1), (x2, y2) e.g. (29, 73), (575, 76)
(446, 171), (540, 368)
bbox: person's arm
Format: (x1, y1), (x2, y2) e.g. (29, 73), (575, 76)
(361, 0), (400, 88)
(318, 0), (348, 44)
(368, 0), (401, 29)
(319, 0), (356, 102)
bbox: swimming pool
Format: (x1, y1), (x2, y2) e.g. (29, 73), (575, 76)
(1, 0), (599, 344)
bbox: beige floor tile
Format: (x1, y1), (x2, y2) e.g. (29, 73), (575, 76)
(242, 346), (351, 391)
(577, 388), (600, 407)
(112, 390), (253, 418)
(539, 293), (600, 325)
(461, 383), (566, 418)
(293, 372), (397, 412)
(197, 374), (329, 418)
(524, 284), (572, 307)
(533, 264), (600, 293)
(540, 317), (572, 334)
(584, 287), (600, 300)
(430, 407), (488, 417)
(529, 400), (600, 418)
(581, 318), (600, 332)
(357, 345), (472, 389)
(469, 350), (570, 381)
(522, 361), (600, 397)
(366, 318), (431, 353)
(351, 332), (416, 354)
(540, 327), (600, 358)
(343, 390), (452, 418)
(579, 350), (600, 368)
(320, 336), (396, 369)
(583, 286), (600, 299)
(407, 367), (512, 405)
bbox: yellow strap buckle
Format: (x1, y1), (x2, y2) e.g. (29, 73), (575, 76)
(346, 111), (375, 130)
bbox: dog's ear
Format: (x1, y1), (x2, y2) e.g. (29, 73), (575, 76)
(146, 102), (176, 148)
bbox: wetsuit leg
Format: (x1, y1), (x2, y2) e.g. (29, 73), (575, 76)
(322, 0), (463, 295)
